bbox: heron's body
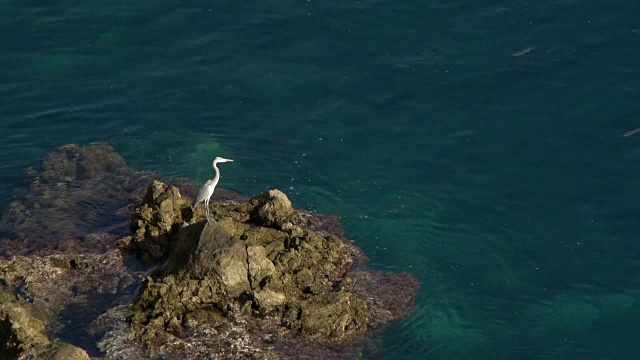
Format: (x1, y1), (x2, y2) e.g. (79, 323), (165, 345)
(193, 157), (233, 221)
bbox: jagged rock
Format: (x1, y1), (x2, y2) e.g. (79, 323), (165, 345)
(19, 341), (92, 360)
(47, 343), (92, 360)
(247, 245), (276, 289)
(189, 222), (251, 297)
(0, 250), (135, 330)
(298, 293), (370, 341)
(253, 289), (286, 311)
(130, 181), (191, 263)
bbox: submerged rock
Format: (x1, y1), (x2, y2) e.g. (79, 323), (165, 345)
(40, 142), (127, 183)
(0, 142), (232, 259)
(0, 142), (153, 258)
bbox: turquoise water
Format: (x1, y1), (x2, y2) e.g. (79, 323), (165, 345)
(2, 0), (640, 358)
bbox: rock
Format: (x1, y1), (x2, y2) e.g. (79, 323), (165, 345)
(250, 190), (295, 229)
(0, 293), (91, 360)
(0, 292), (50, 359)
(0, 142), (159, 258)
(215, 239), (251, 298)
(140, 181), (187, 227)
(49, 342), (91, 360)
(41, 142), (127, 183)
(190, 222), (250, 297)
(130, 181), (191, 263)
(0, 142), (235, 259)
(247, 245), (276, 289)
(19, 342), (92, 360)
(128, 180), (416, 354)
(0, 250), (137, 332)
(253, 289), (286, 312)
(1, 144), (420, 359)
(0, 249), (138, 360)
(351, 269), (421, 328)
(298, 293), (370, 341)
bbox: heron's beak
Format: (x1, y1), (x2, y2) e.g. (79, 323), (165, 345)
(221, 158), (233, 162)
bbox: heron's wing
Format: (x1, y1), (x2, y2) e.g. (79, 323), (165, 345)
(192, 180), (214, 206)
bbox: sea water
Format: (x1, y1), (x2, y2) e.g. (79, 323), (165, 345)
(1, 1), (640, 358)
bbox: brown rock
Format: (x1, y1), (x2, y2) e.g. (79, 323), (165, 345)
(49, 342), (91, 360)
(0, 293), (50, 358)
(250, 190), (295, 228)
(130, 181), (190, 263)
(247, 245), (276, 289)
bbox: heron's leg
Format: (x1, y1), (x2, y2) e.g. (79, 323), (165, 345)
(205, 198), (211, 221)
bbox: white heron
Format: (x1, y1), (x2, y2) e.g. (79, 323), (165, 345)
(192, 157), (233, 221)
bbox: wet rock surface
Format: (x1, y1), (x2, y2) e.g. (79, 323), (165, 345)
(0, 143), (419, 359)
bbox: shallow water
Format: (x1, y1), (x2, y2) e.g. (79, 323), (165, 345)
(2, 0), (640, 358)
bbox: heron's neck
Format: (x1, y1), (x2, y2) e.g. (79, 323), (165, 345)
(213, 162), (221, 183)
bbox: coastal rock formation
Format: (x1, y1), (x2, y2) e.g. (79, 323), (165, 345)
(128, 181), (192, 264)
(0, 143), (419, 359)
(129, 182), (374, 346)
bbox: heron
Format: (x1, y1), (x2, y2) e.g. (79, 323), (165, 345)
(192, 157), (233, 221)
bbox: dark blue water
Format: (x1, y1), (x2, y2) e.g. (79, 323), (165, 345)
(2, 1), (640, 358)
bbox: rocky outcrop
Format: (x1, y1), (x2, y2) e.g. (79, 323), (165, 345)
(250, 190), (296, 228)
(128, 181), (192, 263)
(40, 142), (127, 183)
(126, 180), (416, 356)
(0, 249), (138, 360)
(0, 143), (419, 360)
